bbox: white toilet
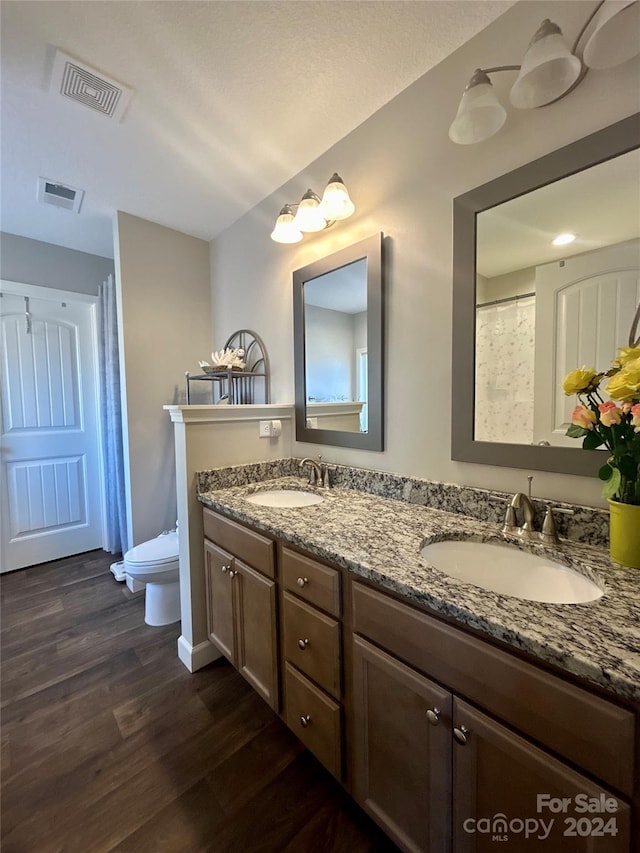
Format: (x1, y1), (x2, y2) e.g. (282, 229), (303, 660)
(123, 530), (181, 626)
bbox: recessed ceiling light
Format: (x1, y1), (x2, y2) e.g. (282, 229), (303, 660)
(552, 232), (576, 246)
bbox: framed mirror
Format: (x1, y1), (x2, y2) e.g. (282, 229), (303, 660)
(452, 113), (640, 476)
(293, 233), (384, 450)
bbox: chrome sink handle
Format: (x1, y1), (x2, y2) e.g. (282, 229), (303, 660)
(502, 504), (518, 535)
(539, 505), (574, 546)
(540, 506), (559, 545)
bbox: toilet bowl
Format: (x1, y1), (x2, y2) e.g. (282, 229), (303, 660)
(124, 531), (180, 626)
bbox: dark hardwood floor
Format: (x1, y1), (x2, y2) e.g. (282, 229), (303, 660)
(1, 550), (397, 853)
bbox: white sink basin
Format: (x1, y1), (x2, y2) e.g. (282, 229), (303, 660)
(244, 489), (324, 508)
(420, 540), (603, 604)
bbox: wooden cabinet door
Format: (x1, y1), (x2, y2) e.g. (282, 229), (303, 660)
(352, 636), (452, 853)
(453, 698), (631, 853)
(234, 559), (279, 711)
(203, 540), (236, 663)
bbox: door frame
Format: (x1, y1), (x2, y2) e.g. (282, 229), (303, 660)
(0, 279), (108, 556)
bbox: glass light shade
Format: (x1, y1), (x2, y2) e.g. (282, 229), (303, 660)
(293, 190), (327, 232)
(510, 20), (582, 109)
(583, 0), (640, 69)
(270, 205), (303, 243)
(320, 173), (355, 221)
(448, 70), (507, 145)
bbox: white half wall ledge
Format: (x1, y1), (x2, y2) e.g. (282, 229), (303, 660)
(164, 403), (295, 424)
(177, 635), (222, 672)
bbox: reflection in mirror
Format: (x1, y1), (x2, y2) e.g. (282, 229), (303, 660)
(304, 259), (368, 433)
(293, 233), (383, 451)
(474, 149), (640, 447)
(452, 113), (640, 476)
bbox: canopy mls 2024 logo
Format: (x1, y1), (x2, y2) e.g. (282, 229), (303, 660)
(462, 792), (620, 843)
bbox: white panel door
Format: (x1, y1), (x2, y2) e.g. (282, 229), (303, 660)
(534, 241), (640, 447)
(0, 287), (104, 571)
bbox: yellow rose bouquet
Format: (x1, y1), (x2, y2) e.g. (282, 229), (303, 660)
(563, 347), (640, 505)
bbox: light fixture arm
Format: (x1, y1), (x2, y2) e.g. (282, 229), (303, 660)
(571, 0), (605, 53)
(478, 65), (521, 75)
(476, 60), (588, 107)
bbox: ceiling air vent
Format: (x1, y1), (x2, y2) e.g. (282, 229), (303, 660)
(37, 178), (85, 213)
(50, 49), (133, 122)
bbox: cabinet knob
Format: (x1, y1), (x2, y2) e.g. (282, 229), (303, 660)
(296, 577), (308, 588)
(426, 708), (441, 726)
(300, 715), (311, 728)
(221, 565), (229, 573)
(229, 569), (237, 578)
(298, 638), (310, 650)
(453, 725), (470, 746)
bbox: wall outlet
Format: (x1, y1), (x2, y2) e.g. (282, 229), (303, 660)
(259, 419), (282, 438)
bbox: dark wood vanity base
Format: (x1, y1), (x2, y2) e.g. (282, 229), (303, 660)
(203, 506), (638, 853)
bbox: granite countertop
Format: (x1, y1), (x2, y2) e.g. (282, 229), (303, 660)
(198, 476), (640, 702)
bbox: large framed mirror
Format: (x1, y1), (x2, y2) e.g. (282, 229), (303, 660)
(452, 113), (640, 476)
(293, 233), (384, 450)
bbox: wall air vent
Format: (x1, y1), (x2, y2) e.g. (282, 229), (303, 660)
(50, 49), (133, 122)
(37, 177), (85, 213)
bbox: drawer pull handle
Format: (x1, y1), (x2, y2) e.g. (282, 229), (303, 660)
(426, 708), (441, 726)
(298, 638), (310, 650)
(300, 715), (311, 728)
(297, 577), (309, 588)
(453, 725), (470, 746)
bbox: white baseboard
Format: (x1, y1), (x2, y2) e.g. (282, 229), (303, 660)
(177, 635), (222, 672)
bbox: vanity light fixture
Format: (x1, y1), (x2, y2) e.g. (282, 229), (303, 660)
(552, 232), (577, 246)
(270, 173), (355, 244)
(449, 1), (640, 145)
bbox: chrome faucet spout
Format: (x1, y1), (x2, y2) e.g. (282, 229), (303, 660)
(299, 457), (323, 486)
(511, 492), (536, 537)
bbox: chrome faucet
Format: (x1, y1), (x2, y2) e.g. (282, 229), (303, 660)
(300, 457), (323, 487)
(501, 475), (562, 545)
(510, 492), (537, 539)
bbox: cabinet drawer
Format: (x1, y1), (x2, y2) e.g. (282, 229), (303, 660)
(352, 582), (636, 797)
(203, 508), (274, 578)
(281, 547), (341, 616)
(285, 663), (342, 779)
(283, 592), (341, 699)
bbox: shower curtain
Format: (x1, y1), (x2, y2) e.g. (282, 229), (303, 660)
(475, 295), (536, 444)
(99, 274), (129, 555)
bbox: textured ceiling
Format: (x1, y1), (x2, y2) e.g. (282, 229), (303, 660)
(0, 0), (516, 259)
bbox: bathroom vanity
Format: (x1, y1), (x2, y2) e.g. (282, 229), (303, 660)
(199, 473), (639, 853)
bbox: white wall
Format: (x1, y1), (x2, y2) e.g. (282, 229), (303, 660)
(114, 212), (211, 546)
(477, 266), (536, 305)
(305, 304), (355, 401)
(209, 0), (640, 509)
(166, 404), (293, 671)
(0, 232), (114, 295)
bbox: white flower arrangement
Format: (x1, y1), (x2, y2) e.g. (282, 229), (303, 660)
(198, 347), (246, 372)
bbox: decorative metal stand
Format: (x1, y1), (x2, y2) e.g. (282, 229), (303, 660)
(185, 329), (270, 404)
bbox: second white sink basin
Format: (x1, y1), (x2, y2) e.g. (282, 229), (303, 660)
(244, 489), (323, 508)
(420, 539), (603, 604)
